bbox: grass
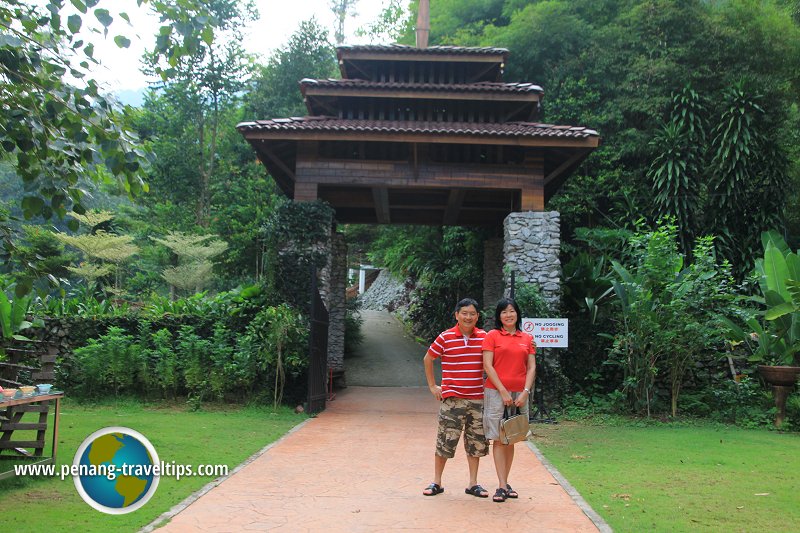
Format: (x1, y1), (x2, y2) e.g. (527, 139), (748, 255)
(0, 398), (304, 530)
(533, 418), (800, 532)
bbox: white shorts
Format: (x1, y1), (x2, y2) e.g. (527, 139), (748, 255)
(483, 387), (529, 441)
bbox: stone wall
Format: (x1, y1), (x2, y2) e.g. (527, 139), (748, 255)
(357, 269), (413, 314)
(482, 237), (504, 321)
(326, 232), (347, 373)
(503, 211), (561, 306)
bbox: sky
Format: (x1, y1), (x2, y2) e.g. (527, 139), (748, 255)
(85, 0), (392, 104)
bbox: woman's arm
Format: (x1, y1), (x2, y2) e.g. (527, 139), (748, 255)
(484, 349), (513, 406)
(514, 352), (537, 408)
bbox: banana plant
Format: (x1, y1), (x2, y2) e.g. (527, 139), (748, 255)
(0, 290), (34, 342)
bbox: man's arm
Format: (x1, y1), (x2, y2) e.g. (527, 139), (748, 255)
(424, 351), (442, 401)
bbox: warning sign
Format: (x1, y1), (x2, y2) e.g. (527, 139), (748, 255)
(521, 318), (568, 348)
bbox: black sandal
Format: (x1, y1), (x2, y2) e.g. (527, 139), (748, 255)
(465, 484), (489, 498)
(506, 484), (519, 498)
(493, 487), (507, 502)
(423, 482), (444, 496)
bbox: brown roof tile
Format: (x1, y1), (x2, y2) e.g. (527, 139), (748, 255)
(237, 117), (598, 139)
(300, 78), (543, 94)
(337, 44), (509, 56)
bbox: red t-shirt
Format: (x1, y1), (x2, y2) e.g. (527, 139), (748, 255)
(482, 328), (535, 392)
(428, 325), (486, 399)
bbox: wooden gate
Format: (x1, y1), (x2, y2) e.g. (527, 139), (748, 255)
(307, 266), (329, 414)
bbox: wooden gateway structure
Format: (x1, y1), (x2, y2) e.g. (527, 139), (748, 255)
(238, 44), (599, 227)
(237, 37), (599, 404)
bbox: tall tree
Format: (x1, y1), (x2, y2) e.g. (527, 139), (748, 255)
(0, 0), (150, 223)
(244, 19), (337, 119)
(329, 0), (358, 45)
(143, 0), (257, 227)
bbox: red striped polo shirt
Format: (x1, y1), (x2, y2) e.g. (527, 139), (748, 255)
(427, 325), (487, 399)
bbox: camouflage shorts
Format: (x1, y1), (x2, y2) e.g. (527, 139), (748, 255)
(435, 397), (488, 458)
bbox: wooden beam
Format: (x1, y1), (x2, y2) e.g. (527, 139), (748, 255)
(305, 95), (340, 116)
(340, 51), (504, 63)
(243, 130), (600, 149)
(341, 59), (372, 80)
(467, 62), (501, 83)
(303, 87), (540, 103)
(520, 181), (544, 211)
(501, 101), (536, 122)
(443, 189), (465, 225)
(412, 143), (419, 180)
(372, 187), (390, 223)
(260, 145), (296, 181)
(543, 149), (591, 186)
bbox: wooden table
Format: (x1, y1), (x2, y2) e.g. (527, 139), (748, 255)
(0, 391), (64, 480)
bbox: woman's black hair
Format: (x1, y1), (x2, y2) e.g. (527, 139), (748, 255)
(494, 297), (521, 330)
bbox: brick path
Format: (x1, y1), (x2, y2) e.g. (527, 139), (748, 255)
(153, 387), (604, 532)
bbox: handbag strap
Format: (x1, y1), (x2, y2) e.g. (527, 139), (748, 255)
(503, 405), (519, 418)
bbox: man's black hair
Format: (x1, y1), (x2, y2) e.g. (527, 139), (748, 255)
(454, 298), (480, 313)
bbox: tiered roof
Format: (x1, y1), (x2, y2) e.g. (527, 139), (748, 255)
(237, 44), (599, 225)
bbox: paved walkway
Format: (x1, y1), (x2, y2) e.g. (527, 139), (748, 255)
(153, 387), (604, 532)
(346, 310), (438, 387)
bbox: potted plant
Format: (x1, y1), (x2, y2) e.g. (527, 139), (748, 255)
(721, 231), (800, 425)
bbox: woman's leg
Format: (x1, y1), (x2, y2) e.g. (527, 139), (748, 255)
(504, 442), (515, 481)
(492, 441), (509, 488)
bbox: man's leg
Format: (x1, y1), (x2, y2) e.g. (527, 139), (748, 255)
(463, 399), (489, 493)
(466, 454), (480, 486)
(434, 454), (447, 486)
(424, 398), (461, 495)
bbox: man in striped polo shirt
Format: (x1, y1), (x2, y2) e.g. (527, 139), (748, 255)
(422, 298), (490, 498)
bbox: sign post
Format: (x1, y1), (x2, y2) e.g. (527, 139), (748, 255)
(521, 318), (568, 423)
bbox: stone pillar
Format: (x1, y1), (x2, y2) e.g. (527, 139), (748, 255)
(503, 211), (561, 307)
(483, 237), (504, 327)
(324, 231), (347, 374)
(504, 211), (566, 408)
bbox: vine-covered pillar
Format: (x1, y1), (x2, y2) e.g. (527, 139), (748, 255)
(483, 237), (504, 325)
(323, 231), (347, 375)
(503, 211), (561, 307)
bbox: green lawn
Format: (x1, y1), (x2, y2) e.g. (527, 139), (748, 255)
(0, 398), (304, 530)
(533, 419), (800, 532)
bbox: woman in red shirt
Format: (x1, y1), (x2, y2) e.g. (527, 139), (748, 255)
(482, 297), (536, 503)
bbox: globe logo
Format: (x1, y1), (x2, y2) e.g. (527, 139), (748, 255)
(72, 427), (160, 514)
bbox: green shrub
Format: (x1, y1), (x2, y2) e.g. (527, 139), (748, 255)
(141, 327), (178, 399)
(783, 392), (800, 431)
(344, 298), (364, 356)
(72, 326), (139, 396)
(177, 325), (213, 402)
